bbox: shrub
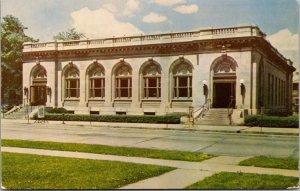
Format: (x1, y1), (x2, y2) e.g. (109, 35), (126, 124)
(244, 115), (299, 128)
(45, 107), (71, 114)
(36, 113), (181, 124)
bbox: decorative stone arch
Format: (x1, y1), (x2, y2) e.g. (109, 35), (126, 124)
(169, 57), (194, 75)
(30, 64), (47, 84)
(86, 61), (105, 77)
(86, 61), (106, 99)
(62, 62), (80, 77)
(29, 64), (47, 106)
(112, 60), (133, 99)
(210, 55), (238, 108)
(139, 58), (162, 75)
(169, 57), (193, 100)
(210, 55), (238, 74)
(139, 59), (162, 99)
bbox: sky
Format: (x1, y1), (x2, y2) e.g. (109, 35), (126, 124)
(1, 0), (299, 71)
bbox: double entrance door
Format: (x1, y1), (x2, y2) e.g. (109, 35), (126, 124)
(30, 85), (47, 106)
(213, 82), (236, 108)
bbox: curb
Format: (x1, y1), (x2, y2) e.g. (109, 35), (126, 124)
(2, 119), (298, 136)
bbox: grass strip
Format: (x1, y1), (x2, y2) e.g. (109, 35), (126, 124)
(239, 156), (299, 170)
(2, 152), (175, 189)
(186, 172), (299, 189)
(2, 139), (213, 162)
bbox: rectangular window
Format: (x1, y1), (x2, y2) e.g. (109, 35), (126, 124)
(66, 79), (79, 98)
(174, 76), (192, 98)
(116, 78), (132, 98)
(271, 75), (274, 105)
(144, 77), (161, 98)
(90, 111), (99, 115)
(283, 81), (286, 105)
(275, 77), (277, 105)
(89, 78), (105, 98)
(144, 112), (155, 115)
(268, 73), (271, 105)
(279, 79), (281, 105)
(116, 111), (126, 115)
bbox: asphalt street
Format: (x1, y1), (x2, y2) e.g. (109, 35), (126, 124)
(1, 120), (298, 158)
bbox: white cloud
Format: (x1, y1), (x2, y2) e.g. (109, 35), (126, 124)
(174, 4), (199, 14)
(102, 3), (118, 13)
(267, 28), (298, 51)
(143, 12), (168, 23)
(151, 0), (186, 6)
(123, 0), (140, 17)
(267, 28), (299, 71)
(71, 7), (144, 39)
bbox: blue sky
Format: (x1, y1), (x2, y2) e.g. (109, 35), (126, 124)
(1, 0), (299, 70)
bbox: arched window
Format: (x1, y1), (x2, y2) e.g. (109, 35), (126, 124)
(88, 65), (105, 98)
(172, 61), (193, 98)
(115, 63), (132, 98)
(142, 61), (161, 98)
(65, 67), (80, 98)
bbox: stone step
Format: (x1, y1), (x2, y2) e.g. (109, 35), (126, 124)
(195, 108), (230, 126)
(4, 108), (28, 119)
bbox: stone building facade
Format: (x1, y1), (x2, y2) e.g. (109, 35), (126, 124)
(22, 25), (295, 116)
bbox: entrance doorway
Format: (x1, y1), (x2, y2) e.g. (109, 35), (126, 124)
(30, 65), (47, 106)
(213, 82), (236, 108)
(30, 85), (47, 106)
(210, 55), (238, 108)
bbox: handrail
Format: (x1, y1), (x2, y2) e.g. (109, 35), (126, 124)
(189, 99), (211, 124)
(3, 104), (23, 117)
(227, 98), (235, 125)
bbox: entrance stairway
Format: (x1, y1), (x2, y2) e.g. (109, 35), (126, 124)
(4, 107), (25, 119)
(194, 108), (230, 126)
(4, 106), (38, 119)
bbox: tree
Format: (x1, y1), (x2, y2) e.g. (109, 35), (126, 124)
(53, 28), (85, 41)
(1, 15), (37, 105)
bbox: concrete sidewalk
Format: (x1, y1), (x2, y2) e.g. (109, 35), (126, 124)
(2, 146), (299, 189)
(1, 118), (299, 136)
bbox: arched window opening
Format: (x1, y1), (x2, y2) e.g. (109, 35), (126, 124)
(173, 62), (193, 98)
(65, 67), (80, 98)
(142, 63), (161, 98)
(115, 64), (132, 98)
(89, 66), (105, 98)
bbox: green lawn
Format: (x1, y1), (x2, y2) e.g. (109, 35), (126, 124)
(2, 139), (213, 162)
(2, 152), (175, 189)
(239, 156), (299, 170)
(186, 172), (299, 189)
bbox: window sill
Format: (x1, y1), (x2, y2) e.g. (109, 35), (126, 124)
(171, 99), (192, 102)
(114, 99), (132, 102)
(64, 98), (80, 101)
(88, 98), (105, 101)
(141, 99), (161, 102)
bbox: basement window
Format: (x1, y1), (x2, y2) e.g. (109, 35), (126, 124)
(90, 111), (99, 115)
(144, 112), (155, 116)
(116, 111), (126, 115)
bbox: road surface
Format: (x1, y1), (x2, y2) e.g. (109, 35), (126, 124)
(1, 120), (298, 158)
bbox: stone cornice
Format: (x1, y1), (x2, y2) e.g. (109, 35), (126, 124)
(21, 25), (295, 73)
(23, 37), (256, 61)
(255, 38), (296, 72)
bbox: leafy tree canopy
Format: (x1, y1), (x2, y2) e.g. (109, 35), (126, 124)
(53, 28), (85, 41)
(1, 15), (37, 104)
